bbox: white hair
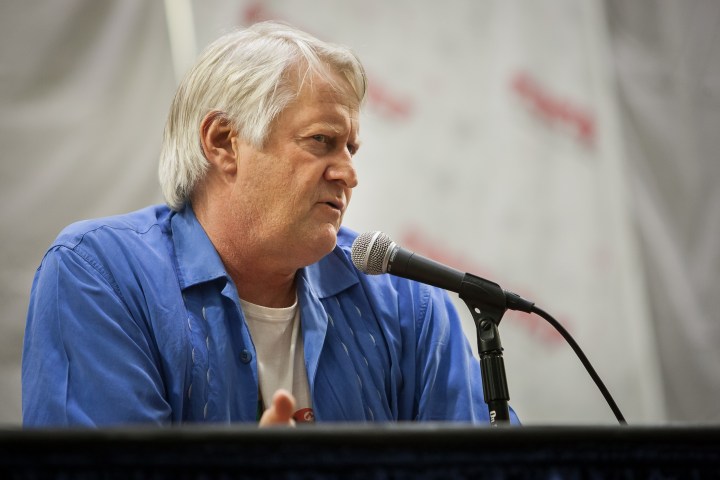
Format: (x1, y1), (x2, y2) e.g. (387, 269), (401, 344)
(158, 21), (367, 211)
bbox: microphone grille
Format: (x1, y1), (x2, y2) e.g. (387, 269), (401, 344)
(351, 231), (394, 275)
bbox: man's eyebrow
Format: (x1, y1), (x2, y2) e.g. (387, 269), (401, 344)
(300, 121), (348, 136)
(313, 121), (344, 134)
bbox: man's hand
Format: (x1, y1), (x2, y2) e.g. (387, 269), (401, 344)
(258, 389), (297, 427)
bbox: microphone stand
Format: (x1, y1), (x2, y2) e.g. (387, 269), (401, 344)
(459, 273), (512, 426)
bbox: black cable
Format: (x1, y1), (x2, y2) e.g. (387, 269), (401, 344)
(530, 305), (627, 425)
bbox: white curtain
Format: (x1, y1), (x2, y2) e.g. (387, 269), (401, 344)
(607, 0), (720, 421)
(0, 0), (175, 422)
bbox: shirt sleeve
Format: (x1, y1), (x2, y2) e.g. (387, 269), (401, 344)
(22, 246), (172, 426)
(413, 284), (521, 424)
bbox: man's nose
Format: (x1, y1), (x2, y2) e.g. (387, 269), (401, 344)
(325, 152), (358, 189)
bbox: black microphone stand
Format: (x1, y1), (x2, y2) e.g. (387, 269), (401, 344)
(459, 273), (512, 426)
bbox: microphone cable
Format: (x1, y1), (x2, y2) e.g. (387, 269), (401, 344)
(530, 305), (627, 425)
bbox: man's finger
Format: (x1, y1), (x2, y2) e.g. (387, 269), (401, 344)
(258, 389), (296, 427)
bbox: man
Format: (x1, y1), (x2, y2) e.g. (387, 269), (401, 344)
(22, 22), (517, 426)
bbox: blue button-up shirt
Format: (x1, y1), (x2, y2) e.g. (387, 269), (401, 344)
(22, 205), (517, 426)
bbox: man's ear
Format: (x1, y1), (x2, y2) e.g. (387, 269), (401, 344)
(200, 111), (237, 176)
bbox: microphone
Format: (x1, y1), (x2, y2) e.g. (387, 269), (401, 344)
(351, 231), (534, 313)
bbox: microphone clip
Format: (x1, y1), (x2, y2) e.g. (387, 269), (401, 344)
(459, 274), (511, 426)
(459, 273), (508, 327)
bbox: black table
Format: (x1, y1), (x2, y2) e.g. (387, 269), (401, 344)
(1, 424), (718, 478)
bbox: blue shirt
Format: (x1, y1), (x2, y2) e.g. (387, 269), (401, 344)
(22, 205), (517, 426)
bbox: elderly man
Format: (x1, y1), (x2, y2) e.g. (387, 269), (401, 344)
(22, 22), (515, 426)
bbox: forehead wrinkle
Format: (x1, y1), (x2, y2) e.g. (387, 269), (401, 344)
(316, 121), (344, 134)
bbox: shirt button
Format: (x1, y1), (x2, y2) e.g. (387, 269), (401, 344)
(240, 349), (252, 364)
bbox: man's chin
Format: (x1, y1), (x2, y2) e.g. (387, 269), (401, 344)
(322, 224), (342, 248)
(298, 225), (339, 265)
(319, 224), (340, 250)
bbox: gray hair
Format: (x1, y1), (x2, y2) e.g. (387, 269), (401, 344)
(158, 21), (367, 211)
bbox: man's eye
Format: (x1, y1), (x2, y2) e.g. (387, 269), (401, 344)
(312, 134), (329, 143)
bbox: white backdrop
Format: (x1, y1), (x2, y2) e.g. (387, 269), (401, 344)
(0, 0), (173, 423)
(6, 0), (718, 425)
(608, 0), (720, 422)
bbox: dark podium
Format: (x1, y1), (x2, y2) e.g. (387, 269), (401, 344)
(2, 424), (719, 478)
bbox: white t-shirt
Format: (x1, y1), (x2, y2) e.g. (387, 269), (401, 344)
(240, 297), (314, 422)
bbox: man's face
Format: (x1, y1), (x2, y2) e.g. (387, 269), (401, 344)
(229, 76), (360, 268)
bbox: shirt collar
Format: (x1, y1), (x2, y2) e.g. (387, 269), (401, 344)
(171, 204), (228, 289)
